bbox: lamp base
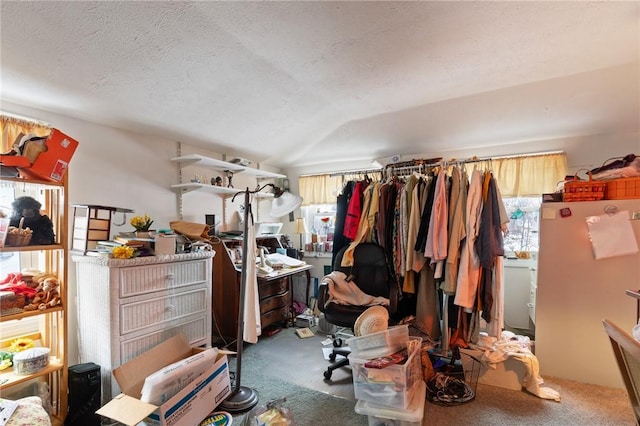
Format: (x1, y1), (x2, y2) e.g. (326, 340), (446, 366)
(219, 386), (259, 413)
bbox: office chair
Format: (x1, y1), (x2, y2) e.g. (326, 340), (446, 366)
(318, 242), (398, 380)
(603, 319), (640, 424)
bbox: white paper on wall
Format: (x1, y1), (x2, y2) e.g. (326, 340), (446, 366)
(586, 210), (639, 260)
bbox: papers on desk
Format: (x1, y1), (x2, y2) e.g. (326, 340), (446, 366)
(265, 253), (306, 267)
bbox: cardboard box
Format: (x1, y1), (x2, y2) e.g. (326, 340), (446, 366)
(154, 235), (177, 255)
(97, 334), (231, 426)
(460, 348), (526, 391)
(19, 128), (79, 182)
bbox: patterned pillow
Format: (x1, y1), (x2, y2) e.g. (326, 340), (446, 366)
(6, 396), (50, 426)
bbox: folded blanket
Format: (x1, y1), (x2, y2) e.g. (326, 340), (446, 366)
(322, 271), (389, 308)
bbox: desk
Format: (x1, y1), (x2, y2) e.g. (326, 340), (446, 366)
(211, 238), (312, 347)
(259, 264), (313, 325)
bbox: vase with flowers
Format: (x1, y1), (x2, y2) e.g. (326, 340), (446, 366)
(130, 214), (154, 238)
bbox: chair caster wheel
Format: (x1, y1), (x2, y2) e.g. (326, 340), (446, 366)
(333, 337), (343, 348)
(324, 369), (332, 380)
(329, 352), (337, 362)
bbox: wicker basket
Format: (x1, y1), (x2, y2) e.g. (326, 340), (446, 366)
(5, 231), (32, 247)
(562, 170), (606, 202)
(604, 176), (640, 200)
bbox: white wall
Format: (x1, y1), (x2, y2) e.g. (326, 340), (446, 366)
(3, 101), (639, 366)
(3, 101), (281, 365)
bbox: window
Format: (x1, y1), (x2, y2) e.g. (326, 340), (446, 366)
(300, 204), (336, 252)
(502, 196), (541, 255)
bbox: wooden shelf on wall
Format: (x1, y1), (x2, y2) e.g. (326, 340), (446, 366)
(170, 182), (276, 196)
(170, 154), (286, 179)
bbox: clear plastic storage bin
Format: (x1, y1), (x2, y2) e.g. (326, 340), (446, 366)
(350, 336), (423, 409)
(347, 324), (410, 359)
(355, 380), (426, 426)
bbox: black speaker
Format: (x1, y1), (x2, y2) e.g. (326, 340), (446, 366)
(66, 362), (101, 426)
(205, 214), (216, 236)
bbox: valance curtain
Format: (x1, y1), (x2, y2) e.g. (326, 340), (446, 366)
(299, 152), (567, 203)
(298, 174), (344, 205)
(1, 115), (51, 153)
(461, 152), (567, 197)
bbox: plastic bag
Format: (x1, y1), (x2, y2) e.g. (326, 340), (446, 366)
(243, 398), (296, 426)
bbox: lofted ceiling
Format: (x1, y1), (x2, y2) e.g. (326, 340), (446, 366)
(1, 1), (639, 170)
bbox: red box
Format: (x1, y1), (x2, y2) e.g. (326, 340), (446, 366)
(19, 128), (79, 182)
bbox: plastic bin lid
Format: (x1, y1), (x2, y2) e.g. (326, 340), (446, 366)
(355, 380), (426, 422)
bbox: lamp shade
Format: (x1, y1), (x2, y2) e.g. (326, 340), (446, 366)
(294, 217), (308, 234)
(270, 191), (303, 217)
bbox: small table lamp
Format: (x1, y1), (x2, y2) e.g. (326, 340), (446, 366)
(294, 217), (309, 251)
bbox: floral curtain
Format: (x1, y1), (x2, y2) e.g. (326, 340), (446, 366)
(1, 115), (51, 153)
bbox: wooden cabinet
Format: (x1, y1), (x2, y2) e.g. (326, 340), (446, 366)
(211, 238), (311, 347)
(0, 176), (68, 426)
(72, 252), (214, 405)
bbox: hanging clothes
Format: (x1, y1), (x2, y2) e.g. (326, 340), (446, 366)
(424, 168), (448, 279)
(332, 180), (354, 268)
(454, 167), (484, 309)
(414, 172), (436, 255)
(340, 181), (378, 267)
(476, 174), (505, 325)
(343, 180), (365, 240)
(441, 166), (467, 295)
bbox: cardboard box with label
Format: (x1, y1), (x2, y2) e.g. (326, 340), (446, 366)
(18, 128), (79, 182)
(97, 334), (231, 426)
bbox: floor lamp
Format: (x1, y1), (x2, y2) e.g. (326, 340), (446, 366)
(219, 183), (303, 413)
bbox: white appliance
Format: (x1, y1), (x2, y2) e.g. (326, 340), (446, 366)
(535, 199), (640, 388)
(255, 222), (283, 236)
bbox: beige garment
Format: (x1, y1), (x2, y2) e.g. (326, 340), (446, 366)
(322, 271), (390, 307)
(243, 213), (262, 343)
(414, 267), (441, 340)
(441, 167), (467, 294)
(404, 180), (422, 293)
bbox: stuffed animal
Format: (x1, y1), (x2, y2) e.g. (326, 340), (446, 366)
(23, 278), (60, 311)
(9, 196), (55, 245)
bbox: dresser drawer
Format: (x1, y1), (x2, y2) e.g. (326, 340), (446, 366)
(120, 286), (208, 335)
(260, 277), (288, 299)
(119, 259), (209, 298)
(261, 306), (289, 330)
(119, 315), (209, 364)
(260, 292), (289, 315)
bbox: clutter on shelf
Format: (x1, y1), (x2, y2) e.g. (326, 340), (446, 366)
(547, 154), (640, 202)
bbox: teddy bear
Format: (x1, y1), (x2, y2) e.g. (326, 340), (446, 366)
(9, 196), (55, 245)
(23, 278), (60, 311)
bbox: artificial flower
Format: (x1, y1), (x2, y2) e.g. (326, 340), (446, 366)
(9, 337), (34, 353)
(130, 214), (154, 232)
(112, 246), (135, 259)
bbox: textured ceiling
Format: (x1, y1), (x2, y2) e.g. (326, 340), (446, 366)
(1, 1), (639, 169)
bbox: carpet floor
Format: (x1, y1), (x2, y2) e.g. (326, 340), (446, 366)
(222, 326), (636, 425)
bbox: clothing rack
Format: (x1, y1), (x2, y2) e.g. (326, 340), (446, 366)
(384, 157), (442, 179)
(382, 152), (558, 179)
(328, 167), (383, 178)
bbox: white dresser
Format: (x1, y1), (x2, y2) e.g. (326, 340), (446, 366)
(72, 251), (214, 404)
